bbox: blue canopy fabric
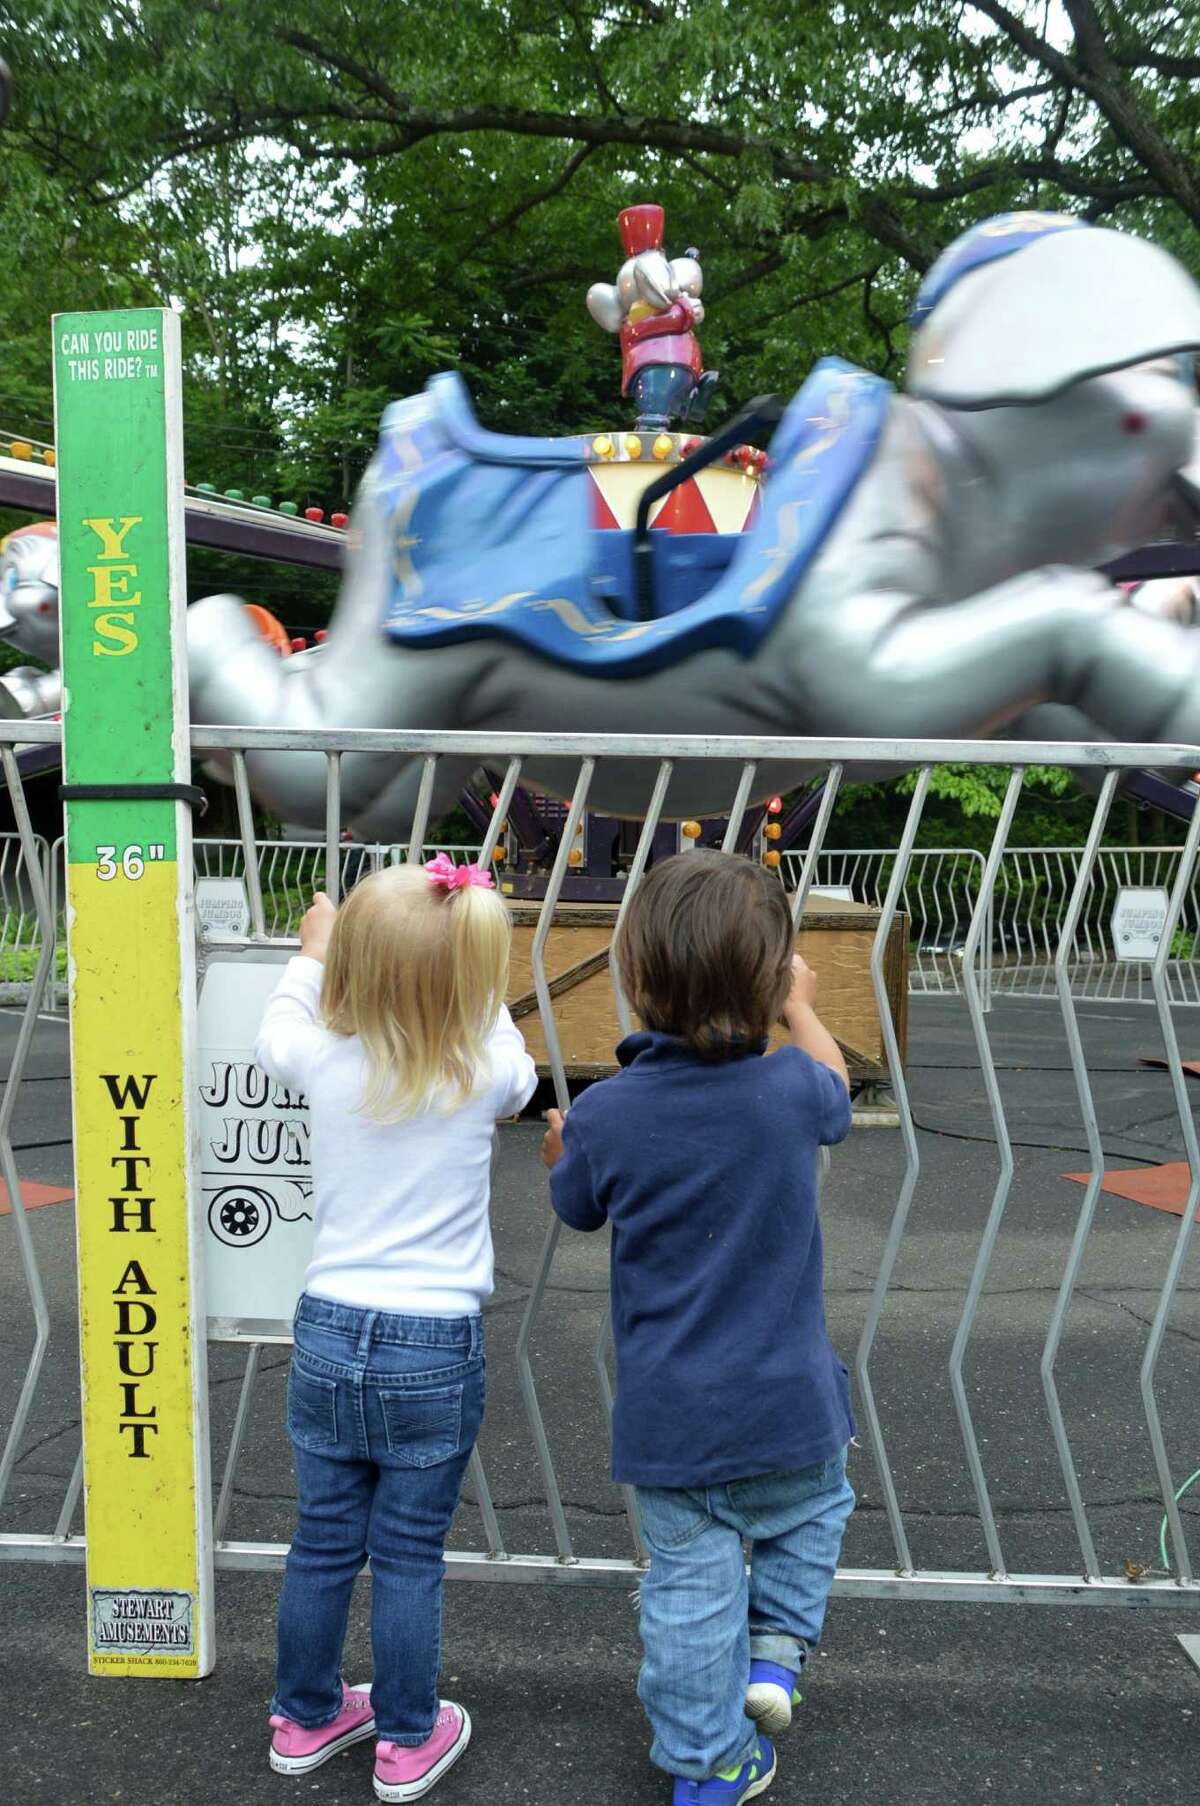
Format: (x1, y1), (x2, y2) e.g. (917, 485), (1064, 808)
(380, 359), (890, 678)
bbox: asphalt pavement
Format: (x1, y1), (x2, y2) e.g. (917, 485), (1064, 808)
(3, 994), (1200, 1804)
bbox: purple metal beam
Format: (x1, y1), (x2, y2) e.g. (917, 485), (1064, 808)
(1105, 542), (1200, 580)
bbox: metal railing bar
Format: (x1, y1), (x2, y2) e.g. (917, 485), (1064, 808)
(231, 754), (267, 940)
(609, 760), (673, 1040)
(324, 754), (342, 904)
(479, 760), (523, 867)
(514, 1217), (574, 1564)
(1041, 770), (1121, 1578)
(790, 766), (844, 927)
(6, 1531), (1200, 1604)
(1139, 797), (1200, 1579)
(947, 770), (1024, 1576)
(406, 755), (438, 867)
(720, 762), (757, 853)
(213, 1344), (262, 1543)
(466, 1448), (507, 1560)
(531, 763), (594, 1114)
(52, 1451), (84, 1542)
(854, 766), (932, 1576)
(0, 746), (58, 1510)
(512, 759), (596, 1564)
(178, 725), (1200, 769)
(590, 1311), (648, 1564)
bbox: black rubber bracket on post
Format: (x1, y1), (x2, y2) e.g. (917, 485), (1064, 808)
(631, 393), (785, 623)
(60, 782), (208, 813)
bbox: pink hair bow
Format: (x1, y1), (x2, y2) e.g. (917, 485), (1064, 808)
(424, 851), (495, 892)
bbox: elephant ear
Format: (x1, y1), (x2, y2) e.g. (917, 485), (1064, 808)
(587, 283), (624, 332)
(670, 255), (703, 298)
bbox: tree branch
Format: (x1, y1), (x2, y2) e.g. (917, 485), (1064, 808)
(970, 0), (1200, 223)
(923, 77), (1058, 125)
(462, 144), (597, 260)
(773, 266), (879, 322)
(275, 29), (405, 114)
(561, 0), (621, 113)
(1114, 50), (1200, 79)
(862, 268), (898, 374)
(1061, 0), (1200, 221)
(966, 0), (1084, 89)
(897, 157), (1155, 206)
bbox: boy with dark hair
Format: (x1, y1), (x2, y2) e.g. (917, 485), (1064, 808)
(542, 848), (855, 1804)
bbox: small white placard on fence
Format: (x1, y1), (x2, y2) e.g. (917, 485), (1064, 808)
(196, 876), (251, 941)
(813, 886), (854, 903)
(1111, 886), (1170, 961)
(198, 956), (315, 1335)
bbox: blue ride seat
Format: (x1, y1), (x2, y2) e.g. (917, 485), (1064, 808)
(378, 359), (890, 677)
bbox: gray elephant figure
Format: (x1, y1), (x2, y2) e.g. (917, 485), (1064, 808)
(185, 210), (1200, 836)
(0, 523), (63, 718)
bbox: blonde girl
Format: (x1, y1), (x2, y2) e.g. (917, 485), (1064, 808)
(255, 857), (536, 1803)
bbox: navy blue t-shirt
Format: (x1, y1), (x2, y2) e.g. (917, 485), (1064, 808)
(549, 1031), (854, 1489)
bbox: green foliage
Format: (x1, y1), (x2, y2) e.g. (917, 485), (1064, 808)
(0, 3), (1198, 846)
(7, 0), (1195, 499)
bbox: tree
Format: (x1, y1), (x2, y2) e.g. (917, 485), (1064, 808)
(0, 3), (1196, 842)
(4, 3), (1198, 473)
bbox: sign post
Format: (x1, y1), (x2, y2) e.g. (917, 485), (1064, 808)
(53, 308), (214, 1675)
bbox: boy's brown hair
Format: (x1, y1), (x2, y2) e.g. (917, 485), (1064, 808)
(614, 848), (794, 1059)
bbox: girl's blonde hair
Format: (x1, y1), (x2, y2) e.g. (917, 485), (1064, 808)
(320, 864), (512, 1120)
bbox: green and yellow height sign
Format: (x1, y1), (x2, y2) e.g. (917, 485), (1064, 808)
(53, 309), (214, 1675)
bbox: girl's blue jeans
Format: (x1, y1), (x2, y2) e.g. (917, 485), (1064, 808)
(636, 1450), (855, 1779)
(271, 1293), (484, 1744)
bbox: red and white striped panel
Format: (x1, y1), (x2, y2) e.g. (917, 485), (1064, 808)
(585, 430), (762, 536)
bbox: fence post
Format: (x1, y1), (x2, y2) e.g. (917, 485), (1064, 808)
(53, 308), (214, 1675)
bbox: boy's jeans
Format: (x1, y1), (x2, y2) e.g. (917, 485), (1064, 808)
(636, 1451), (855, 1779)
(271, 1294), (484, 1744)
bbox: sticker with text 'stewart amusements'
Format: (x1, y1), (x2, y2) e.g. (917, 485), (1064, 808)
(54, 307), (214, 1676)
(91, 1588), (195, 1656)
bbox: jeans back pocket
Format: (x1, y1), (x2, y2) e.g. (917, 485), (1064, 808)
(379, 1385), (464, 1469)
(287, 1363), (339, 1451)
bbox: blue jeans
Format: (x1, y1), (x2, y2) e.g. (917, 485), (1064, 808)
(271, 1294), (484, 1744)
(636, 1451), (855, 1779)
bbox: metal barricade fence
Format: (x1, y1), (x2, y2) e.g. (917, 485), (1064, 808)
(29, 838), (1200, 1012)
(6, 721), (1200, 1612)
(190, 837), (485, 936)
(781, 847), (991, 1000)
(990, 846), (1200, 1004)
(784, 844), (1200, 1004)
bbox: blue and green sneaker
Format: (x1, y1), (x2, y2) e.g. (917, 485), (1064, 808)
(744, 1660), (802, 1736)
(671, 1735), (776, 1803)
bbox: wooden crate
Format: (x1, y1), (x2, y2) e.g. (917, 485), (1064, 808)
(506, 893), (907, 1084)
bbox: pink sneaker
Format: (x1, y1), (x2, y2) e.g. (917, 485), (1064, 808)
(373, 1701), (472, 1802)
(269, 1680), (376, 1775)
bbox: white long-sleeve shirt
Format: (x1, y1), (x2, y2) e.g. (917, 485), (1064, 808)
(254, 956), (538, 1315)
